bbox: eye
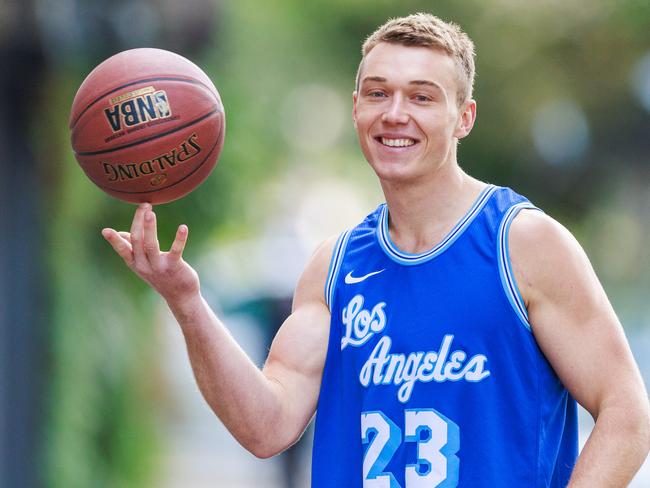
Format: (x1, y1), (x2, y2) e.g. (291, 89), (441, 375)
(367, 90), (387, 98)
(413, 94), (433, 103)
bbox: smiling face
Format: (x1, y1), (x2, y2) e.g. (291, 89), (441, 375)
(353, 42), (476, 184)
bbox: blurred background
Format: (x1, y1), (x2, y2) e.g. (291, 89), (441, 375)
(1, 0), (649, 486)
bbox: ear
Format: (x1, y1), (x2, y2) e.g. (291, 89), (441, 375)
(454, 99), (477, 139)
(352, 90), (358, 129)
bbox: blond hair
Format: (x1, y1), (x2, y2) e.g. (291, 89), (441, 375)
(357, 13), (476, 106)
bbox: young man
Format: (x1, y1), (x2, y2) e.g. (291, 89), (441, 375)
(102, 13), (649, 487)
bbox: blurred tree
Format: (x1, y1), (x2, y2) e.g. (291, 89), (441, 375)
(29, 0), (228, 487)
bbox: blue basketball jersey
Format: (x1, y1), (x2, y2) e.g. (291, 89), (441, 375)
(311, 185), (578, 487)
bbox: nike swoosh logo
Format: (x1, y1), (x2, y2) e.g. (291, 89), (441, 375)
(344, 269), (385, 284)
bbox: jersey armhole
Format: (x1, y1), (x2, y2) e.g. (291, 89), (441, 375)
(324, 229), (352, 311)
(497, 203), (541, 332)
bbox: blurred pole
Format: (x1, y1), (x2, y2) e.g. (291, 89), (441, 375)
(0, 2), (48, 487)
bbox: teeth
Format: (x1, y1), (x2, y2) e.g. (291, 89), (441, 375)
(381, 137), (415, 147)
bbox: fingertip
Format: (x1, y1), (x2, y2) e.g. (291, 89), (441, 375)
(101, 228), (111, 239)
(179, 224), (188, 234)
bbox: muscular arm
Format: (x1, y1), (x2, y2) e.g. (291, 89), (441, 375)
(510, 210), (650, 487)
(103, 204), (336, 458)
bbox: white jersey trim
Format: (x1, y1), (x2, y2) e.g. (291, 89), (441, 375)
(377, 185), (497, 266)
(324, 229), (352, 311)
(497, 202), (540, 332)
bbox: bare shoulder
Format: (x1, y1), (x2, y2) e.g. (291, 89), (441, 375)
(509, 207), (579, 253)
(508, 208), (598, 309)
(507, 207), (649, 429)
(293, 234), (340, 309)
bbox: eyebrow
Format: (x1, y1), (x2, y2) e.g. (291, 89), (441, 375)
(361, 76), (388, 84)
(361, 76), (443, 92)
(409, 80), (442, 89)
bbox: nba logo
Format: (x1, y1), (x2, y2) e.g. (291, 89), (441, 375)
(104, 87), (173, 132)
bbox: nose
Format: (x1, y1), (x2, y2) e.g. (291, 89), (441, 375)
(381, 94), (409, 125)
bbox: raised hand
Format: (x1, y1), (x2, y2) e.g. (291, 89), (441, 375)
(101, 203), (200, 304)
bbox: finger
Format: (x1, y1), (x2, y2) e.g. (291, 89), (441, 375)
(168, 224), (189, 260)
(130, 203), (150, 264)
(143, 209), (161, 266)
(102, 228), (135, 266)
(118, 231), (132, 243)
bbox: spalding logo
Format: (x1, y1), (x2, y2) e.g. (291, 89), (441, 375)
(104, 86), (172, 132)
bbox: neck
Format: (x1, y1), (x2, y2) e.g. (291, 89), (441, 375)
(380, 162), (487, 254)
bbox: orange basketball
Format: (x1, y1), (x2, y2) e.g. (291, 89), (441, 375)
(69, 48), (225, 204)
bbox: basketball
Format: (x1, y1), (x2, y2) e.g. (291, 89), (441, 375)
(69, 48), (225, 204)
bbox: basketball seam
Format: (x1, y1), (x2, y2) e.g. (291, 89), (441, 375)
(69, 75), (220, 130)
(93, 129), (221, 195)
(75, 109), (220, 156)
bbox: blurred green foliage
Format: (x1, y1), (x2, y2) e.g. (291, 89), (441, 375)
(37, 0), (648, 486)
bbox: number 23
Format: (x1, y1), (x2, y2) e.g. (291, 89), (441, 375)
(361, 409), (460, 488)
